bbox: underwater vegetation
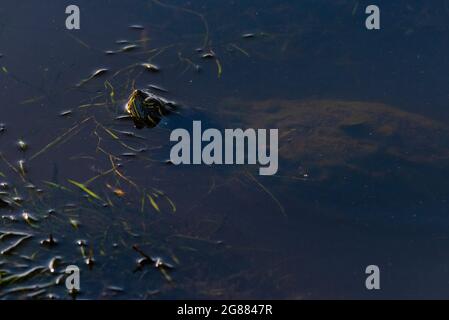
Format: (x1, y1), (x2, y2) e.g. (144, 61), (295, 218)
(0, 0), (297, 299)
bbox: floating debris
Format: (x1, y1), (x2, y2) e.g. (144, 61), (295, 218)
(0, 123), (5, 133)
(114, 115), (132, 121)
(1, 233), (32, 255)
(121, 152), (137, 158)
(68, 287), (80, 297)
(91, 68), (108, 77)
(129, 24), (144, 30)
(242, 33), (256, 39)
(136, 257), (151, 268)
(59, 110), (73, 117)
(201, 52), (215, 59)
(133, 245), (156, 270)
(48, 256), (62, 273)
(106, 184), (126, 197)
(141, 62), (160, 72)
(200, 51), (221, 76)
(1, 215), (17, 221)
(18, 160), (26, 176)
(106, 286), (124, 293)
(0, 230), (30, 240)
(12, 196), (24, 204)
(132, 245), (173, 282)
(85, 247), (95, 269)
(104, 50), (116, 55)
(125, 89), (175, 129)
(40, 234), (57, 247)
(76, 239), (88, 247)
(154, 257), (174, 270)
(0, 266), (45, 286)
(147, 84), (168, 92)
(133, 245), (154, 263)
(76, 68), (108, 87)
(116, 39), (130, 44)
(69, 219), (80, 230)
(121, 44), (139, 52)
(117, 130), (146, 139)
(22, 212), (38, 226)
(17, 140), (28, 151)
(24, 183), (36, 190)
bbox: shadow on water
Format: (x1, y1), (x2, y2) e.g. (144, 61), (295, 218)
(1, 0), (449, 299)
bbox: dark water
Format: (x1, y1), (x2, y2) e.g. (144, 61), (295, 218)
(1, 0), (449, 299)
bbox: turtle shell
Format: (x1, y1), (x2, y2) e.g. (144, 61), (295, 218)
(220, 98), (449, 180)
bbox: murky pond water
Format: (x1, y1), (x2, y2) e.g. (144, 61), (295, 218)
(1, 0), (449, 299)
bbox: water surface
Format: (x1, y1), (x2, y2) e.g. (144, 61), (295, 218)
(1, 0), (449, 299)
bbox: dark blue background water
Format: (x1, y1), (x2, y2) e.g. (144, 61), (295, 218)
(1, 0), (449, 299)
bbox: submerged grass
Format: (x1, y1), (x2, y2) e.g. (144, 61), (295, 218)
(29, 117), (93, 161)
(68, 179), (103, 202)
(0, 4), (278, 298)
(147, 194), (160, 213)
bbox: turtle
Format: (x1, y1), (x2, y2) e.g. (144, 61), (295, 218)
(216, 98), (449, 226)
(220, 98), (449, 179)
(125, 89), (177, 129)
